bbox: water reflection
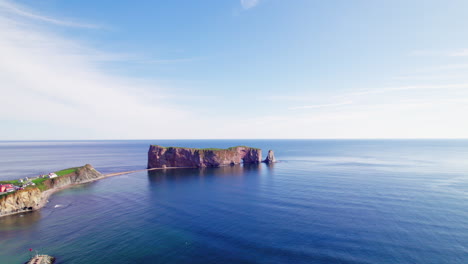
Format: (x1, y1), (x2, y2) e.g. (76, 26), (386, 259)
(147, 164), (263, 184)
(264, 162), (275, 173)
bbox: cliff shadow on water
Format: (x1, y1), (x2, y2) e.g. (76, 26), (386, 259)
(147, 164), (267, 185)
(0, 210), (42, 234)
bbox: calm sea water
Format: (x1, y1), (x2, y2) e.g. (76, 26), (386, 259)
(0, 140), (467, 263)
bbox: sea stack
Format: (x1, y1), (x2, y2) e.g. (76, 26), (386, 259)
(263, 150), (277, 164)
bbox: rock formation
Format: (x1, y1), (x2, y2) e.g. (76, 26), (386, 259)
(148, 145), (263, 168)
(42, 164), (102, 189)
(0, 164), (102, 217)
(263, 150), (277, 164)
(0, 188), (42, 217)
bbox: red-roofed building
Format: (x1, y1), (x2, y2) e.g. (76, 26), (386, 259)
(0, 184), (14, 192)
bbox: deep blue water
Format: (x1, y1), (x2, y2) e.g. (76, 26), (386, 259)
(0, 140), (467, 263)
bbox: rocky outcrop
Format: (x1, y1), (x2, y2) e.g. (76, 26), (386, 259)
(42, 164), (102, 190)
(0, 188), (42, 217)
(148, 145), (263, 168)
(263, 150), (277, 164)
(0, 164), (102, 217)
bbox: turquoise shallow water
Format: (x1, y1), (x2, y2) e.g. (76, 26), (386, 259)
(0, 140), (467, 263)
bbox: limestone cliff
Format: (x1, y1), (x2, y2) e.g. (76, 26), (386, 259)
(148, 145), (263, 168)
(0, 164), (102, 217)
(0, 188), (42, 216)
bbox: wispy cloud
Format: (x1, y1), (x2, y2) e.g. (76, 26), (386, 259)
(408, 49), (442, 56)
(289, 101), (353, 110)
(410, 48), (468, 57)
(448, 49), (468, 57)
(138, 57), (207, 64)
(348, 83), (468, 96)
(240, 0), (261, 10)
(0, 0), (99, 28)
(0, 1), (203, 140)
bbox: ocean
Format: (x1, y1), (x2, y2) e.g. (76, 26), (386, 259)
(0, 140), (467, 263)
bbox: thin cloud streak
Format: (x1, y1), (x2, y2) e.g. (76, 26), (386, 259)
(348, 84), (468, 96)
(289, 101), (353, 110)
(0, 0), (100, 28)
(410, 48), (468, 57)
(449, 49), (468, 57)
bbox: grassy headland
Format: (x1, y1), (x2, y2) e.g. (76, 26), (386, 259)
(0, 167), (79, 193)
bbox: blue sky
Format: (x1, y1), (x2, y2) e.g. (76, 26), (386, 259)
(1, 0), (468, 139)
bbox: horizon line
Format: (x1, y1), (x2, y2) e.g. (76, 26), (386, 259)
(1, 138), (468, 141)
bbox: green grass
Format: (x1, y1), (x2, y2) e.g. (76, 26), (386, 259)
(227, 146), (261, 150)
(198, 148), (225, 151)
(31, 177), (48, 191)
(1, 167), (79, 193)
(0, 192), (11, 198)
(33, 167), (78, 191)
(0, 179), (20, 185)
(55, 168), (78, 176)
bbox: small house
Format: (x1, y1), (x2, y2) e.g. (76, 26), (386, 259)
(1, 184), (15, 192)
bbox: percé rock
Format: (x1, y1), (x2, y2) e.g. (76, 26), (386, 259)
(148, 145), (263, 168)
(263, 150), (277, 164)
(0, 164), (102, 217)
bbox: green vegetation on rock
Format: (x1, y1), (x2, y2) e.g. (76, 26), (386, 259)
(55, 168), (78, 176)
(33, 167), (78, 191)
(0, 179), (21, 185)
(1, 167), (79, 193)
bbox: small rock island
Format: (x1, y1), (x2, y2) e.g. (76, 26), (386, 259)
(148, 145), (277, 168)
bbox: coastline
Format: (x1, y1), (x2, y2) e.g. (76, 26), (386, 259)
(1, 166), (197, 218)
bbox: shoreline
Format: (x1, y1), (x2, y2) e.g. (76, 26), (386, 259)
(1, 166), (197, 218)
(38, 166), (199, 210)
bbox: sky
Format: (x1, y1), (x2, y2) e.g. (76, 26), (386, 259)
(1, 0), (468, 140)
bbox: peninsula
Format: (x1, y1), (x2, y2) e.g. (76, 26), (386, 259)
(148, 145), (276, 168)
(0, 164), (103, 217)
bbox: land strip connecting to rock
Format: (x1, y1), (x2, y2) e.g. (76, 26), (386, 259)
(103, 166), (196, 177)
(1, 145), (276, 218)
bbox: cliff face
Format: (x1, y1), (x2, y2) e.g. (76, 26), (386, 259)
(42, 164), (102, 190)
(0, 164), (102, 217)
(148, 146), (263, 168)
(0, 188), (42, 216)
